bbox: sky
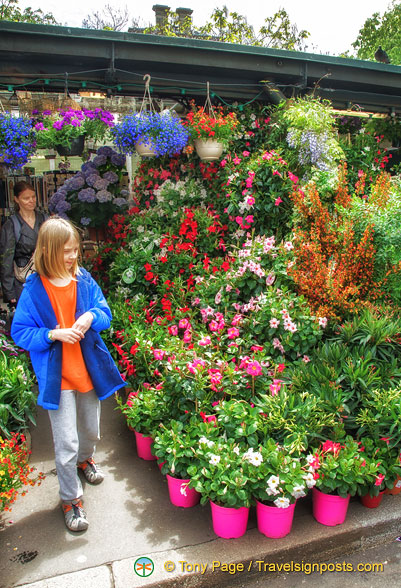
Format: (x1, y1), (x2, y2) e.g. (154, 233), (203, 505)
(19, 0), (389, 55)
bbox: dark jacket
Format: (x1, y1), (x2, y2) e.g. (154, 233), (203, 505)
(11, 268), (125, 409)
(0, 211), (47, 302)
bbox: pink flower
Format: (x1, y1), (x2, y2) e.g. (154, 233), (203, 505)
(198, 336), (211, 346)
(183, 330), (192, 343)
(272, 170), (282, 177)
(288, 171), (299, 183)
(247, 196), (255, 206)
(245, 178), (253, 188)
(242, 150), (250, 156)
(227, 327), (240, 339)
(302, 355), (310, 363)
(274, 197), (283, 206)
(153, 349), (165, 360)
(270, 318), (280, 328)
(245, 215), (254, 224)
(235, 216), (244, 226)
(220, 159), (227, 167)
(233, 156), (242, 165)
(270, 383), (280, 396)
(231, 314), (242, 326)
(178, 318), (190, 329)
(251, 345), (264, 352)
(246, 360), (262, 376)
(168, 325), (178, 336)
(375, 473), (385, 486)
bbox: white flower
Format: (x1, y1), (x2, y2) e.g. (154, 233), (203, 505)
(209, 454), (221, 465)
(199, 436), (208, 445)
(274, 496), (290, 508)
(303, 473), (316, 488)
(292, 485), (306, 499)
(270, 318), (280, 328)
(136, 225), (145, 233)
(267, 475), (280, 489)
(233, 446), (240, 455)
(318, 316), (327, 328)
(247, 452), (263, 466)
(266, 486), (279, 496)
(306, 454), (315, 464)
(180, 483), (188, 497)
(284, 241), (293, 251)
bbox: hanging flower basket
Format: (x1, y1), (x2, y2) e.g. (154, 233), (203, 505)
(55, 135), (85, 157)
(194, 138), (224, 161)
(135, 139), (158, 158)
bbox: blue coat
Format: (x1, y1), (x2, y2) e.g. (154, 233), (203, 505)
(11, 268), (125, 410)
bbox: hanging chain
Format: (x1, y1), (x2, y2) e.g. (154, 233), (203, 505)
(139, 74), (155, 115)
(203, 81), (215, 117)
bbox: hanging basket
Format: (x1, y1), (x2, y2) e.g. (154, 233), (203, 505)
(55, 135), (85, 157)
(135, 140), (157, 157)
(194, 139), (223, 161)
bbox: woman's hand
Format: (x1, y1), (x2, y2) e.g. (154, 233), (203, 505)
(51, 327), (83, 344)
(71, 311), (94, 335)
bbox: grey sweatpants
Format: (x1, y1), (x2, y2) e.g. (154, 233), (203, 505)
(48, 389), (100, 502)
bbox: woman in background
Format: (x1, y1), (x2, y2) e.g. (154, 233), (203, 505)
(0, 180), (47, 304)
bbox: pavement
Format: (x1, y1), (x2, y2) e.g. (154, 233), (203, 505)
(0, 394), (400, 588)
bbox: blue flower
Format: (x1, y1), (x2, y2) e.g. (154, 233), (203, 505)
(97, 146), (113, 157)
(103, 171), (119, 183)
(0, 113), (36, 169)
(112, 197), (128, 207)
(93, 178), (110, 191)
(96, 190), (112, 202)
(78, 188), (96, 203)
(86, 173), (100, 187)
(80, 217), (91, 225)
(92, 154), (107, 167)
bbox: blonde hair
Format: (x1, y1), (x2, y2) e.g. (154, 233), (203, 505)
(34, 217), (81, 278)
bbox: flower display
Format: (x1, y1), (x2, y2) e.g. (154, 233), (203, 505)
(0, 432), (45, 512)
(48, 146), (129, 228)
(0, 112), (35, 169)
(33, 108), (114, 150)
(184, 105), (238, 145)
(111, 111), (189, 157)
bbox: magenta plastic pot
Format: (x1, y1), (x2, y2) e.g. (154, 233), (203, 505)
(134, 431), (156, 461)
(166, 474), (200, 507)
(210, 500), (249, 539)
(256, 500), (296, 538)
(312, 487), (350, 526)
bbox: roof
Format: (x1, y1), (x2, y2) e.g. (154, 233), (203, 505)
(1, 21), (401, 112)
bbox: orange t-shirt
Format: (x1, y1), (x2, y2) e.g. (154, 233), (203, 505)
(41, 276), (93, 393)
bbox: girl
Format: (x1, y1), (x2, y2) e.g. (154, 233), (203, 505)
(11, 217), (125, 532)
(0, 181), (47, 304)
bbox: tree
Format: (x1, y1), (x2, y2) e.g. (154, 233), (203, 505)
(0, 0), (58, 24)
(143, 5), (310, 51)
(82, 4), (129, 32)
(352, 1), (401, 64)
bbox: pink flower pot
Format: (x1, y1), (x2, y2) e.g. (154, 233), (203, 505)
(312, 487), (350, 526)
(210, 500), (249, 539)
(256, 500), (296, 538)
(134, 431), (156, 461)
(360, 491), (384, 509)
(166, 475), (200, 507)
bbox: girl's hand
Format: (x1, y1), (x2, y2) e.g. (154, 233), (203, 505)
(71, 311), (94, 335)
(51, 327), (83, 344)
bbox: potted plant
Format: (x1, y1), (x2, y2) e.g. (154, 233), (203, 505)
(152, 418), (202, 507)
(115, 383), (173, 461)
(184, 105), (238, 161)
(357, 437), (401, 505)
(310, 437), (381, 526)
(0, 432), (45, 512)
(48, 146), (129, 231)
(0, 112), (36, 170)
(111, 111), (189, 158)
(245, 439), (314, 538)
(33, 108), (114, 156)
(188, 435), (251, 538)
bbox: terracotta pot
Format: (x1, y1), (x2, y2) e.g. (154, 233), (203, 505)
(194, 139), (223, 161)
(360, 491), (384, 508)
(384, 475), (401, 495)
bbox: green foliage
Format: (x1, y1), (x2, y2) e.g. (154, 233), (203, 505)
(355, 387), (401, 448)
(352, 1), (401, 64)
(115, 386), (173, 436)
(357, 437), (401, 494)
(0, 0), (58, 24)
(144, 6), (310, 51)
(0, 336), (36, 437)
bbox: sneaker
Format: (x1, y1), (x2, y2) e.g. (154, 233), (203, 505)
(78, 458), (105, 485)
(62, 500), (89, 532)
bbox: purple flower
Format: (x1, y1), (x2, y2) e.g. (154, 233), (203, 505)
(80, 217), (91, 225)
(70, 119), (82, 127)
(81, 162), (97, 174)
(92, 154), (107, 167)
(97, 146), (113, 157)
(110, 153), (126, 167)
(55, 200), (71, 213)
(94, 178), (110, 191)
(96, 190), (112, 202)
(103, 171), (119, 183)
(86, 173), (101, 187)
(64, 176), (85, 191)
(112, 197), (128, 207)
(53, 121), (64, 130)
(120, 189), (129, 197)
(42, 110), (52, 116)
(34, 122), (46, 131)
(78, 188), (96, 203)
